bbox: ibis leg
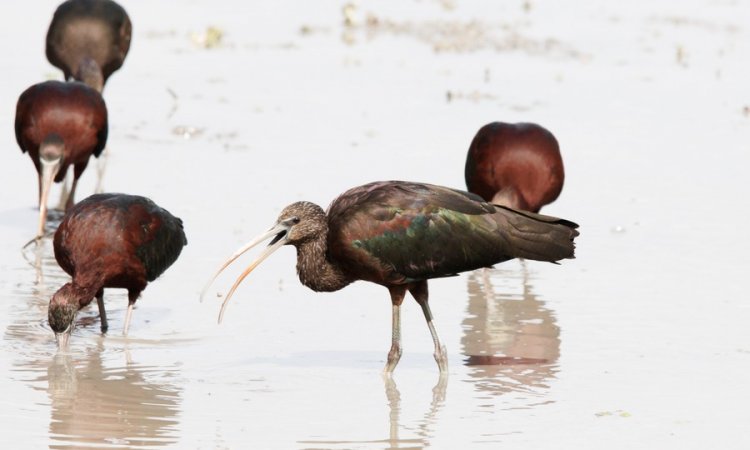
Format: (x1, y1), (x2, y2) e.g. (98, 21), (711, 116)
(37, 172), (52, 238)
(65, 176), (79, 211)
(36, 174), (46, 239)
(56, 173), (71, 211)
(123, 291), (138, 336)
(95, 147), (109, 194)
(384, 286), (406, 374)
(410, 281), (448, 373)
(37, 174), (43, 206)
(96, 290), (108, 333)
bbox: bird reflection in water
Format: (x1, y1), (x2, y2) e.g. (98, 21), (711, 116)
(21, 236), (59, 289)
(41, 340), (181, 448)
(299, 375), (448, 449)
(462, 266), (561, 398)
(383, 375), (447, 449)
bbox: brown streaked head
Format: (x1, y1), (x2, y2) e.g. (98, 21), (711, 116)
(201, 201), (329, 323)
(48, 283), (88, 348)
(274, 201), (327, 245)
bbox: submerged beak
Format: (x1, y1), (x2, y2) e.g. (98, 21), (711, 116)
(38, 156), (61, 239)
(200, 221), (292, 323)
(54, 323), (73, 350)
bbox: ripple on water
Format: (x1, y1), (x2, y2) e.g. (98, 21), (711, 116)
(8, 340), (184, 449)
(43, 352), (181, 449)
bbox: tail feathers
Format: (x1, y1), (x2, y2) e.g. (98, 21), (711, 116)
(493, 205), (578, 262)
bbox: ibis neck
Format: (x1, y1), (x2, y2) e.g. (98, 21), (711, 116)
(295, 233), (351, 293)
(492, 188), (527, 211)
(70, 275), (104, 308)
(76, 58), (104, 93)
(52, 282), (99, 310)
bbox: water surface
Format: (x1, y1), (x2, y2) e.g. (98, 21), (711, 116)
(1, 0), (749, 448)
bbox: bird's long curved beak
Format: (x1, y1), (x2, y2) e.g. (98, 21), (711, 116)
(38, 157), (61, 239)
(200, 222), (291, 323)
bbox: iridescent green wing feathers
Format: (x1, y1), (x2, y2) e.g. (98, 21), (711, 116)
(328, 181), (577, 284)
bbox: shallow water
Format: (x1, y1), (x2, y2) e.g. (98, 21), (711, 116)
(1, 0), (749, 448)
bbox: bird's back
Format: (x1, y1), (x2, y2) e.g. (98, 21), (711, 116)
(15, 81), (108, 173)
(131, 198), (188, 282)
(327, 181), (577, 285)
(54, 194), (187, 284)
(465, 122), (564, 212)
(46, 0), (132, 81)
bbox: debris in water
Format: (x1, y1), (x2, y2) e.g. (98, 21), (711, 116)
(191, 26), (224, 49)
(342, 2), (359, 27)
(445, 90), (498, 103)
(595, 410), (632, 418)
(676, 45), (688, 67)
(172, 126), (204, 139)
(166, 88), (179, 118)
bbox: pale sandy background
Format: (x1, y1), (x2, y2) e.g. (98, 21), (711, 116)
(1, 0), (749, 448)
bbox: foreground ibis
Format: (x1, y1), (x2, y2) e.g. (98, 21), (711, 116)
(15, 80), (108, 239)
(49, 193), (187, 347)
(46, 0), (132, 92)
(465, 122), (564, 212)
(202, 181), (578, 374)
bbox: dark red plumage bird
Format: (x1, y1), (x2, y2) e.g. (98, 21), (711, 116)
(46, 0), (132, 92)
(15, 80), (108, 239)
(465, 122), (564, 213)
(202, 181), (578, 374)
(49, 193), (187, 347)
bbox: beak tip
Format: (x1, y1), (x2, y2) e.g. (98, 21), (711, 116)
(54, 332), (71, 350)
(208, 223), (290, 327)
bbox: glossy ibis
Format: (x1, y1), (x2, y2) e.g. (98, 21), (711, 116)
(49, 193), (187, 347)
(46, 0), (132, 92)
(15, 80), (108, 239)
(465, 122), (564, 212)
(202, 181), (578, 374)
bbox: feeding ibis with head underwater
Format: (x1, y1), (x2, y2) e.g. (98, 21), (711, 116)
(15, 80), (108, 240)
(46, 0), (132, 93)
(465, 122), (564, 213)
(202, 181), (578, 374)
(49, 193), (187, 348)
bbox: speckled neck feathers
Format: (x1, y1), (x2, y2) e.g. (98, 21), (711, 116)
(294, 223), (351, 293)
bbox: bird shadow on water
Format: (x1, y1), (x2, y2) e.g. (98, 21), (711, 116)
(461, 264), (561, 405)
(28, 339), (182, 449)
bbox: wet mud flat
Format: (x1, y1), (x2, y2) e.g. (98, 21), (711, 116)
(1, 0), (750, 448)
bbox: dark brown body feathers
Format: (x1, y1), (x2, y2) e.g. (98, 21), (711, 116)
(465, 122), (564, 213)
(54, 193), (187, 308)
(321, 181), (577, 288)
(15, 80), (107, 183)
(46, 0), (132, 89)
